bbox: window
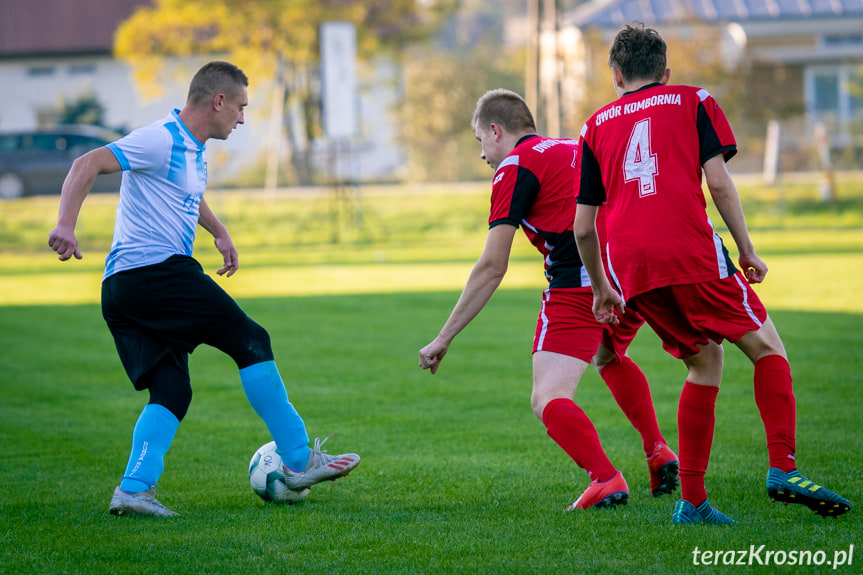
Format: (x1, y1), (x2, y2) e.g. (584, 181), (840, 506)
(805, 64), (863, 135)
(850, 68), (863, 115)
(68, 64), (96, 75)
(27, 66), (56, 77)
(813, 72), (839, 113)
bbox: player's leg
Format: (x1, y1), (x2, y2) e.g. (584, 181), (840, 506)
(594, 312), (678, 497)
(735, 318), (850, 516)
(532, 351), (629, 510)
(734, 318), (796, 472)
(666, 342), (736, 525)
(595, 345), (664, 456)
(673, 342), (726, 503)
(531, 288), (628, 510)
(203, 297), (359, 489)
(628, 288), (735, 524)
(213, 319), (311, 470)
(109, 351), (189, 517)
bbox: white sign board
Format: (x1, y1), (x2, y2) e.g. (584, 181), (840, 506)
(321, 22), (357, 140)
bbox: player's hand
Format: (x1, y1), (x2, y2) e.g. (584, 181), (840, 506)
(739, 252), (767, 284)
(48, 225), (82, 261)
(213, 235), (239, 277)
(419, 338), (449, 375)
(592, 287), (624, 325)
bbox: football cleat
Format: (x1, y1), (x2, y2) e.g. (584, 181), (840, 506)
(565, 471), (629, 511)
(766, 468), (851, 517)
(109, 486), (178, 517)
(283, 435), (360, 490)
(671, 499), (736, 525)
(646, 442), (679, 497)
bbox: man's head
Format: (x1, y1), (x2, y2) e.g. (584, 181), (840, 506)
(608, 22), (668, 85)
(186, 61), (249, 140)
(472, 89), (536, 170)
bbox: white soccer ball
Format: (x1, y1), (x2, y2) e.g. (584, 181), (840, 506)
(248, 441), (310, 503)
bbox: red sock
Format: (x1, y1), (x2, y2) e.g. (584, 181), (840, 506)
(601, 356), (665, 455)
(753, 355), (797, 472)
(542, 398), (617, 482)
(677, 382), (719, 506)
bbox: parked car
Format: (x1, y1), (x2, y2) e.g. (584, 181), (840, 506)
(0, 125), (123, 199)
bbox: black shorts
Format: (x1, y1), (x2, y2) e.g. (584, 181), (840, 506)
(102, 255), (251, 389)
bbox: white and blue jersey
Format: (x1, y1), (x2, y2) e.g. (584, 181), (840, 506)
(103, 109), (207, 280)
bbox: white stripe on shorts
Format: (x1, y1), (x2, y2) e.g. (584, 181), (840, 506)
(536, 289), (551, 350)
(734, 274), (763, 328)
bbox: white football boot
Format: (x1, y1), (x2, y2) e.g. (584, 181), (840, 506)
(282, 435), (360, 490)
(109, 486), (178, 517)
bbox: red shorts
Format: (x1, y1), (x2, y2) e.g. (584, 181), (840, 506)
(532, 287), (603, 362)
(601, 307), (645, 359)
(629, 271), (768, 359)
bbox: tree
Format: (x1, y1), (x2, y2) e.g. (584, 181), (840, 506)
(396, 42), (525, 182)
(114, 0), (456, 185)
(56, 91), (106, 127)
(394, 0), (530, 182)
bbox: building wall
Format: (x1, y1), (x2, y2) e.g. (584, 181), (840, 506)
(0, 54), (405, 185)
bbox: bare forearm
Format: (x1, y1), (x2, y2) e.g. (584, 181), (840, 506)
(56, 157), (100, 229)
(198, 198), (227, 238)
(573, 206), (609, 291)
(574, 229), (607, 291)
(710, 184), (754, 257)
(438, 261), (506, 344)
(703, 155), (754, 257)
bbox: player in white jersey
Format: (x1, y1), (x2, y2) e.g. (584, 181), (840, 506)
(48, 61), (359, 517)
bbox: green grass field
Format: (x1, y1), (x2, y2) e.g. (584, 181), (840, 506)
(1, 182), (861, 574)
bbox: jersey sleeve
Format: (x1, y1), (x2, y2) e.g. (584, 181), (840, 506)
(696, 89), (737, 165)
(488, 155), (540, 228)
(575, 128), (606, 206)
(107, 125), (171, 172)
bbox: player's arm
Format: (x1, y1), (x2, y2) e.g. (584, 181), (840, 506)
(418, 223), (516, 374)
(48, 147), (121, 261)
(703, 154), (767, 284)
(573, 205), (622, 324)
(198, 197), (239, 277)
(573, 133), (623, 323)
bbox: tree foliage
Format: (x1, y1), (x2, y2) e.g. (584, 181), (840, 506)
(114, 0), (458, 185)
(114, 0), (456, 98)
(55, 92), (106, 127)
(396, 41), (525, 182)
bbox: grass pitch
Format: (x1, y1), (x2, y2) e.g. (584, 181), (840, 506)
(1, 182), (861, 573)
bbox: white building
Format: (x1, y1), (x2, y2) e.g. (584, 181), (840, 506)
(0, 0), (403, 186)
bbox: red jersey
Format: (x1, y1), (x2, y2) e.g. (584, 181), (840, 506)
(490, 134), (604, 289)
(576, 83), (738, 300)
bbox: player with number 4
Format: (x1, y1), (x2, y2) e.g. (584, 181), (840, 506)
(573, 22), (851, 524)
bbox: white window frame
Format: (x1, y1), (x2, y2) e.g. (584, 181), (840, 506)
(804, 64), (863, 145)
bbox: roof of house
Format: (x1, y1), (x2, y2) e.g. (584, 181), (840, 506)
(568, 0), (863, 28)
(0, 0), (152, 58)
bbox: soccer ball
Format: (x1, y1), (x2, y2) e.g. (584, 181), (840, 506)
(248, 441), (310, 503)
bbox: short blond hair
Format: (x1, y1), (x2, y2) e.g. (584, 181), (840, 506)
(187, 61), (249, 107)
(471, 89), (536, 133)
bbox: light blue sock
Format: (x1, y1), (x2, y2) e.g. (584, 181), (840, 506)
(120, 403), (180, 494)
(239, 360), (310, 471)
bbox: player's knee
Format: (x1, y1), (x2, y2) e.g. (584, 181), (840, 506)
(530, 393), (545, 420)
(736, 324), (787, 363)
(232, 318), (274, 368)
(685, 342), (724, 387)
(151, 384), (192, 422)
(143, 355), (193, 421)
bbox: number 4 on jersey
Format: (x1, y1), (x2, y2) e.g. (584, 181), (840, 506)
(623, 119), (658, 197)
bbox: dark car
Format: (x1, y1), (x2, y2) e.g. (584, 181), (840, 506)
(0, 125), (123, 199)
